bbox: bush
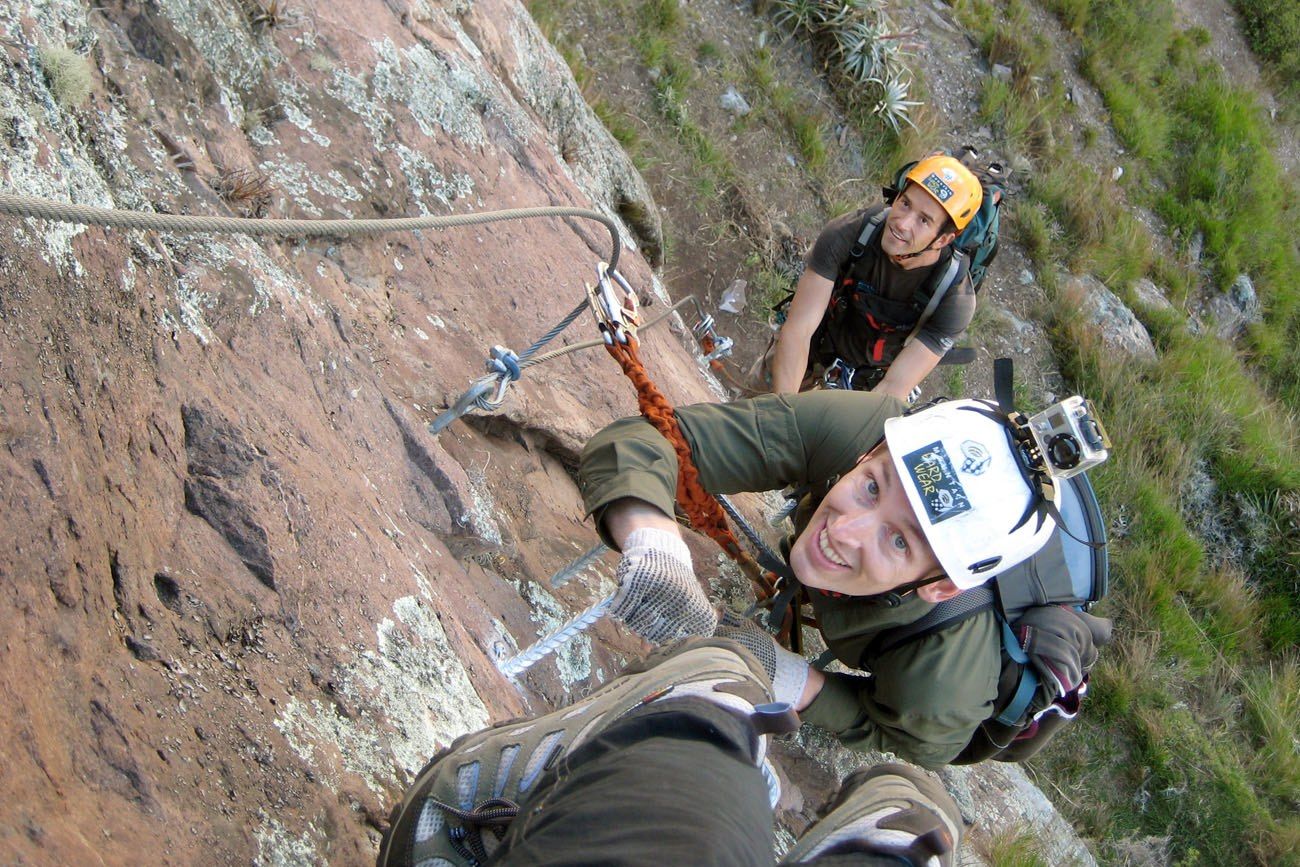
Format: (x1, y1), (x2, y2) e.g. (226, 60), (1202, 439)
(1233, 0), (1300, 112)
(38, 45), (92, 110)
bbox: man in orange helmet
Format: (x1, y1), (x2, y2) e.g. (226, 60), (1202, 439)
(764, 154), (984, 401)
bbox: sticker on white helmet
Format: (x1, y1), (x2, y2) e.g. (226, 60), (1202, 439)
(960, 441), (992, 475)
(903, 442), (971, 524)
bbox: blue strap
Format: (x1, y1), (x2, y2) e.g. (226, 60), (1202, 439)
(1001, 617), (1028, 663)
(487, 346), (522, 381)
(996, 617), (1039, 725)
(997, 668), (1041, 726)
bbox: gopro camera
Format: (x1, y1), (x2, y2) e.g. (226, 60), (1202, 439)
(1025, 396), (1110, 480)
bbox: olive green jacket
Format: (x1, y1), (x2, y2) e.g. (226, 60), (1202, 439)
(578, 391), (1001, 768)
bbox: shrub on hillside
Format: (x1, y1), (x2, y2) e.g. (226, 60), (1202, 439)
(1233, 0), (1300, 110)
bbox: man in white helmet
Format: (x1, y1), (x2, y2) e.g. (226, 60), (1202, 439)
(580, 388), (1108, 767)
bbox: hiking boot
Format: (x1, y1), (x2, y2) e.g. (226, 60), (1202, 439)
(377, 637), (796, 867)
(783, 764), (963, 866)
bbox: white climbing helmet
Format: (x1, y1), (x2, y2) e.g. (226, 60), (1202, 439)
(883, 399), (1059, 589)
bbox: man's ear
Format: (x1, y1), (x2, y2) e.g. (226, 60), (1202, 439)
(917, 577), (963, 603)
(933, 230), (959, 250)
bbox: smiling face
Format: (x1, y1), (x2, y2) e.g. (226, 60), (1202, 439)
(880, 182), (956, 265)
(789, 443), (944, 597)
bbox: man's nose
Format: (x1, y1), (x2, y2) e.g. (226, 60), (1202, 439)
(829, 506), (877, 538)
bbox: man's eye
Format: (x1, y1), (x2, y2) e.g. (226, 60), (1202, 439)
(866, 479), (879, 498)
(891, 533), (908, 552)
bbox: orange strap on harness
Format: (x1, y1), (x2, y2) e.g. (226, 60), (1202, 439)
(604, 336), (776, 599)
(589, 265), (775, 600)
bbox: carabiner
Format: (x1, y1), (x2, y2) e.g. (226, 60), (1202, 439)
(586, 262), (640, 345)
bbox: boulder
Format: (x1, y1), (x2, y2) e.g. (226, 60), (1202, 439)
(1131, 277), (1174, 312)
(1202, 273), (1262, 340)
(1064, 272), (1157, 362)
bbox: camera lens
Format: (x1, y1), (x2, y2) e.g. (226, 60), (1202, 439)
(1047, 433), (1082, 469)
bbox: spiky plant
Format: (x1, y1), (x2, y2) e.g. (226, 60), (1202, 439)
(771, 0), (824, 33)
(871, 74), (920, 133)
(836, 18), (889, 82)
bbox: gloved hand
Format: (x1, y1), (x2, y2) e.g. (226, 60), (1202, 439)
(714, 610), (810, 707)
(610, 528), (718, 644)
(1016, 606), (1113, 697)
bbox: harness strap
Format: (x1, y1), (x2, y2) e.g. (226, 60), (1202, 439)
(869, 586), (996, 656)
(995, 616), (1041, 725)
(903, 250), (966, 347)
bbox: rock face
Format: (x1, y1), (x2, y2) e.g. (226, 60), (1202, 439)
(1064, 272), (1158, 362)
(0, 1), (685, 862)
(0, 0), (1095, 863)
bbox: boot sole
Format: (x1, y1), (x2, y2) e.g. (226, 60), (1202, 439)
(376, 636), (773, 866)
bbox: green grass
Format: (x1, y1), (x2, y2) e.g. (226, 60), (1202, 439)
(947, 0), (1300, 862)
(1231, 0), (1300, 116)
(979, 829), (1052, 867)
(38, 45), (92, 109)
(745, 48), (831, 174)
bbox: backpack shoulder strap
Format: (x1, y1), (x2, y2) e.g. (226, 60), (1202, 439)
(836, 209), (889, 287)
(870, 585), (996, 656)
(904, 249), (968, 346)
(850, 208), (888, 260)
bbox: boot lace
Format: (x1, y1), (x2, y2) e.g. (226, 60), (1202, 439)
(430, 797), (521, 866)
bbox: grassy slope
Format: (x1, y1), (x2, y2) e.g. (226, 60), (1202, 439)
(949, 0), (1300, 862)
(529, 0), (1299, 863)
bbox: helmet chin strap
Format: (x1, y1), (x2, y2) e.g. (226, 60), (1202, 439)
(879, 572), (950, 606)
(889, 230), (947, 262)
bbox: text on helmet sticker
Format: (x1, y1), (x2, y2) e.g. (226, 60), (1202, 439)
(902, 441), (972, 524)
(919, 172), (954, 203)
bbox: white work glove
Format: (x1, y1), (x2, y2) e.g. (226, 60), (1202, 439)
(714, 610), (810, 708)
(610, 528), (718, 644)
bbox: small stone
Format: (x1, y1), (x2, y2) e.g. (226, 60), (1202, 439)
(720, 86), (751, 116)
(1111, 165), (1124, 181)
(992, 64), (1013, 82)
(1132, 278), (1173, 312)
(1018, 269), (1034, 286)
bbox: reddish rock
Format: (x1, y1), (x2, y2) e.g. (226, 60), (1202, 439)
(0, 0), (708, 862)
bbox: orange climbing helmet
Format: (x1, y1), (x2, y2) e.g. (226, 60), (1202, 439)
(904, 154), (983, 232)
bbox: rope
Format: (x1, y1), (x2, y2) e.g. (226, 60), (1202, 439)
(0, 194), (624, 273)
(549, 541), (610, 589)
(716, 493), (787, 575)
(604, 335), (776, 599)
(497, 592), (615, 678)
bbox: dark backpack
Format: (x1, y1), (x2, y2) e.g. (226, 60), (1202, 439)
(869, 470), (1108, 764)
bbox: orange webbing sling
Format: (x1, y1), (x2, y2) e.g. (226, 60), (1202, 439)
(603, 334), (777, 601)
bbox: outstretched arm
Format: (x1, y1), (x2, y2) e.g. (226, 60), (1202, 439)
(873, 339), (943, 401)
(769, 270), (835, 394)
